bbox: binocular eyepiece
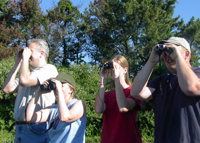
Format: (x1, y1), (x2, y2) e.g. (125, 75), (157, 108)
(155, 44), (165, 51)
(155, 44), (173, 54)
(104, 62), (113, 69)
(40, 80), (56, 91)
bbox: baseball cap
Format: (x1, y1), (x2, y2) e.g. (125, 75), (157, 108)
(159, 37), (191, 53)
(54, 73), (75, 88)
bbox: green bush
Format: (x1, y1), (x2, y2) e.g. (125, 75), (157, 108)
(0, 58), (16, 142)
(138, 101), (155, 142)
(0, 58), (16, 128)
(85, 136), (101, 143)
(0, 58), (155, 142)
(0, 129), (15, 143)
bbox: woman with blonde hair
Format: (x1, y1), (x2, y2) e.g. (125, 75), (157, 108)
(95, 55), (143, 143)
(26, 73), (86, 143)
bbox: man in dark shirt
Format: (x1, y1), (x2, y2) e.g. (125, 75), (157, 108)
(130, 37), (200, 143)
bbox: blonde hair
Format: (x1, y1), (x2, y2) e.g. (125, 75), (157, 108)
(110, 55), (131, 89)
(67, 83), (77, 99)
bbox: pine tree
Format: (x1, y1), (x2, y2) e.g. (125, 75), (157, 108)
(0, 0), (22, 60)
(83, 0), (179, 76)
(46, 0), (86, 67)
(175, 17), (200, 67)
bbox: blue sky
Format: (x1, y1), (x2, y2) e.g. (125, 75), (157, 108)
(40, 0), (199, 62)
(40, 0), (200, 24)
(173, 0), (200, 23)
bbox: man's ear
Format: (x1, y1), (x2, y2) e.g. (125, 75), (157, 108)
(40, 51), (45, 58)
(185, 51), (190, 59)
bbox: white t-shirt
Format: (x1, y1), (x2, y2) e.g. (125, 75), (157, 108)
(14, 64), (58, 121)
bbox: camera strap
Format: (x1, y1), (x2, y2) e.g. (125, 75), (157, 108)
(24, 106), (57, 135)
(158, 54), (163, 98)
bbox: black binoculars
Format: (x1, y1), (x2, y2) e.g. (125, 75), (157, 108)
(155, 44), (173, 54)
(104, 62), (113, 69)
(40, 80), (56, 91)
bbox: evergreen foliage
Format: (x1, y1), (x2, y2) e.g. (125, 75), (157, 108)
(46, 0), (87, 67)
(83, 0), (182, 76)
(174, 17), (200, 67)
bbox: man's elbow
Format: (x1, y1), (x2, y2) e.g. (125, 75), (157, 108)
(2, 87), (13, 94)
(182, 86), (200, 96)
(2, 88), (9, 94)
(19, 78), (29, 87)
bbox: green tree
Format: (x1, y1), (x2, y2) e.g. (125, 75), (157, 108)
(0, 0), (22, 60)
(175, 17), (200, 67)
(83, 1), (181, 141)
(17, 0), (46, 44)
(46, 0), (87, 67)
(0, 0), (46, 60)
(83, 0), (179, 76)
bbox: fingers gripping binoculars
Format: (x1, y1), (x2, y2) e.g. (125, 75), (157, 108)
(155, 44), (173, 55)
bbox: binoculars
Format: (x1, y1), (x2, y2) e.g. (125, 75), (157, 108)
(155, 44), (173, 54)
(40, 80), (56, 91)
(104, 62), (113, 69)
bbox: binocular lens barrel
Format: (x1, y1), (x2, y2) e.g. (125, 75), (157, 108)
(155, 45), (165, 51)
(155, 44), (173, 55)
(104, 62), (113, 69)
(40, 81), (56, 91)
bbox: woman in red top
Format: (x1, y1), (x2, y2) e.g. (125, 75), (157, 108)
(95, 55), (143, 143)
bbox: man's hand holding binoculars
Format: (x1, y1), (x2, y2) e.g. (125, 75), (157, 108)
(162, 43), (184, 61)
